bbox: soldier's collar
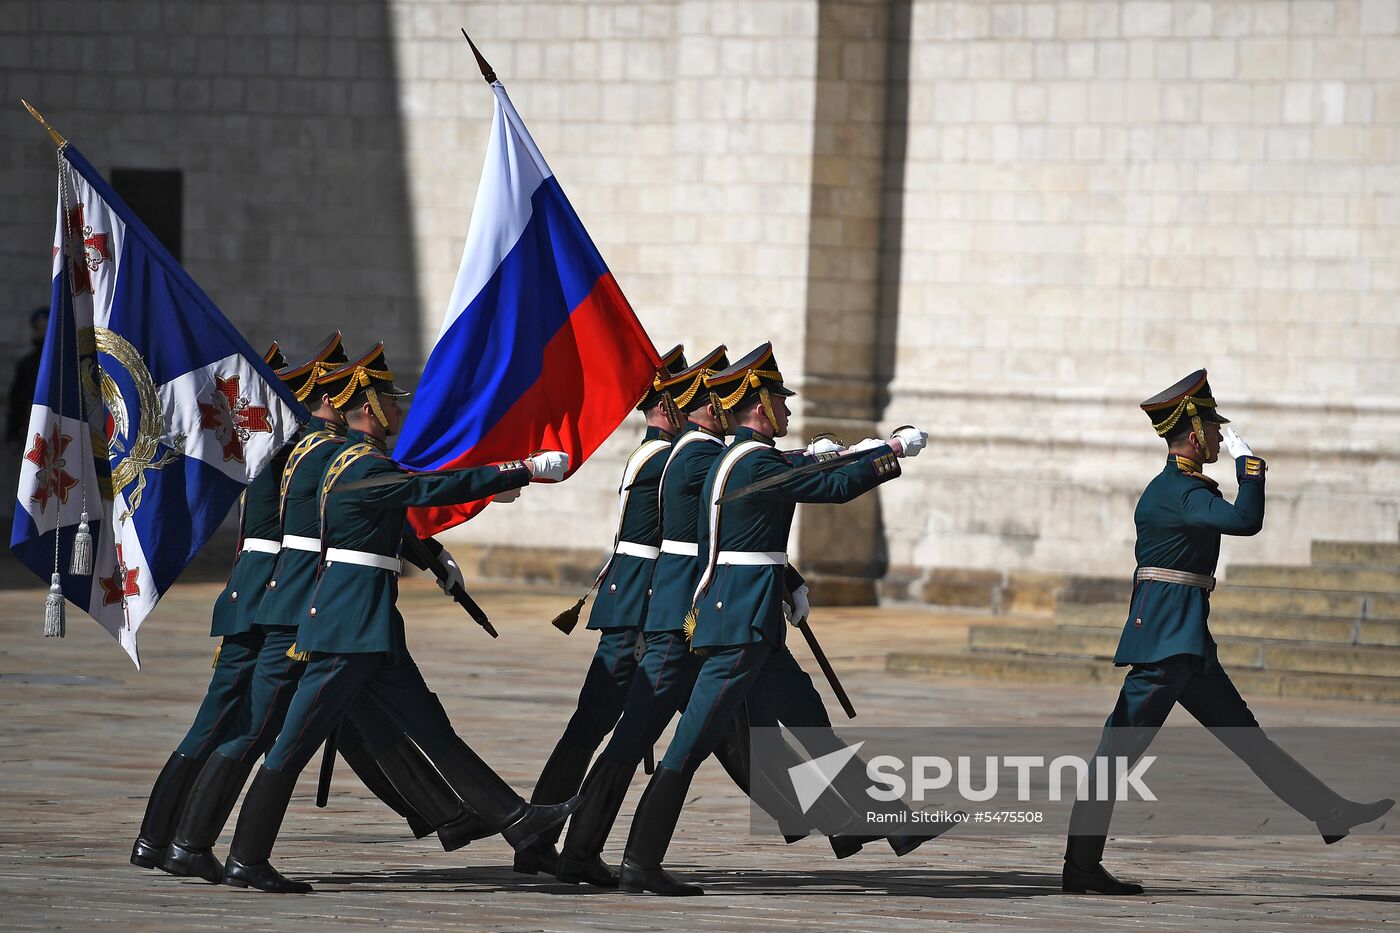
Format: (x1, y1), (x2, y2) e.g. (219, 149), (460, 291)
(687, 421), (723, 440)
(645, 424), (674, 442)
(308, 414), (347, 437)
(348, 428), (387, 452)
(733, 426), (776, 447)
(1171, 454), (1202, 473)
(1170, 454), (1218, 489)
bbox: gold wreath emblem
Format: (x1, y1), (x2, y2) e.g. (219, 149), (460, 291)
(77, 326), (184, 522)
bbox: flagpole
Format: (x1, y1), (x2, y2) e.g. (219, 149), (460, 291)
(20, 99), (67, 148)
(459, 28), (497, 84)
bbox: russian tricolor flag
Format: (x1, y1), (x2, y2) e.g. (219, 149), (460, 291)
(395, 82), (660, 536)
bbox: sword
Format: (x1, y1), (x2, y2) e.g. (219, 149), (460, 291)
(400, 535), (499, 638)
(316, 725), (339, 807)
(716, 449), (871, 504)
(794, 619), (856, 720)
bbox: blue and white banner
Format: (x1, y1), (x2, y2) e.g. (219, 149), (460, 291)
(10, 145), (304, 666)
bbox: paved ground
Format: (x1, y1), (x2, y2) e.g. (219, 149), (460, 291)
(0, 578), (1396, 931)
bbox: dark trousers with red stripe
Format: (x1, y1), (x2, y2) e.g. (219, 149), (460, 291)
(659, 641), (773, 775)
(211, 625), (303, 765)
(173, 630), (262, 759)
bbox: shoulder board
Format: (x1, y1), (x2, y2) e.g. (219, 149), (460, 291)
(1180, 469), (1219, 491)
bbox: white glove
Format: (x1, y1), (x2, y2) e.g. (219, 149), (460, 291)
(789, 584), (811, 627)
(437, 550), (465, 595)
(1221, 426), (1253, 460)
(527, 450), (569, 482)
(849, 437), (885, 453)
(891, 426), (927, 458)
(807, 436), (843, 457)
(494, 486), (522, 503)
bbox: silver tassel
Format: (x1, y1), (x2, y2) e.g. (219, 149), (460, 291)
(69, 510), (92, 576)
(43, 573), (66, 637)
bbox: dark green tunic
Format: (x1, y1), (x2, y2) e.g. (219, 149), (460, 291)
(587, 425), (672, 631)
(1113, 455), (1266, 665)
(296, 430), (530, 655)
(690, 427), (902, 650)
(209, 435), (296, 637)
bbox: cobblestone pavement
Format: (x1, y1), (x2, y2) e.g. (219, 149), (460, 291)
(0, 580), (1395, 931)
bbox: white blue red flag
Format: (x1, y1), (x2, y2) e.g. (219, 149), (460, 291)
(11, 144), (303, 665)
(394, 81), (660, 535)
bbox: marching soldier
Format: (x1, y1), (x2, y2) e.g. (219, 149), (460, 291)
(556, 346), (900, 887)
(615, 343), (928, 895)
(159, 337), (486, 883)
(219, 345), (579, 892)
(1063, 370), (1394, 895)
(130, 340), (309, 871)
(512, 345), (687, 877)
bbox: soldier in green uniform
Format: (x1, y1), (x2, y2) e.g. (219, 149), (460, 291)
(1063, 370), (1394, 896)
(220, 345), (579, 893)
(159, 338), (486, 883)
(512, 345), (687, 877)
(130, 340), (306, 870)
(557, 347), (915, 887)
(616, 343), (928, 896)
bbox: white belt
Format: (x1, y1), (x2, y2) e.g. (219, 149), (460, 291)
(281, 535), (321, 552)
(325, 548), (402, 574)
(615, 541), (660, 560)
(660, 539), (699, 556)
(716, 550), (787, 566)
(241, 538), (281, 555)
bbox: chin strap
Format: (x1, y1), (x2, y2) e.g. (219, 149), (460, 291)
(758, 386), (779, 434)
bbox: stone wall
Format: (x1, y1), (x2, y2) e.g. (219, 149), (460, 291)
(4, 1), (1398, 597)
(882, 0), (1400, 580)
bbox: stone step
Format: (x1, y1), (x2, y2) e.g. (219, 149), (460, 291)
(1226, 564), (1400, 594)
(887, 651), (1400, 705)
(968, 624), (1400, 678)
(1054, 602), (1400, 646)
(1210, 586), (1400, 621)
(1311, 540), (1400, 569)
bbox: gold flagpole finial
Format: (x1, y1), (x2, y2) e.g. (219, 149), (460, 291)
(459, 28), (497, 84)
(20, 99), (66, 148)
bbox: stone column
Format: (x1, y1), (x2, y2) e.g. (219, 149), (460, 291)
(794, 0), (910, 604)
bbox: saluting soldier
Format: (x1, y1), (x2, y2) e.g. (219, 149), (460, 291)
(1063, 371), (1394, 896)
(616, 343), (928, 896)
(160, 337), (483, 884)
(512, 345), (687, 877)
(130, 341), (304, 871)
(220, 345), (578, 893)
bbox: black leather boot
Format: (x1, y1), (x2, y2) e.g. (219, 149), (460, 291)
(162, 753), (256, 883)
(501, 797), (583, 852)
(435, 808), (495, 852)
(887, 807), (961, 857)
(829, 835), (877, 859)
(618, 767), (702, 896)
(1316, 797), (1394, 844)
(1062, 831), (1141, 895)
(373, 738), (474, 848)
(1062, 860), (1144, 895)
(131, 752), (202, 869)
(337, 725), (435, 839)
(222, 767), (311, 894)
(557, 757), (637, 887)
(514, 740), (593, 875)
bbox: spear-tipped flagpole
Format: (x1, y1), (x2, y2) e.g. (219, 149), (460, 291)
(460, 28), (497, 84)
(20, 99), (67, 147)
